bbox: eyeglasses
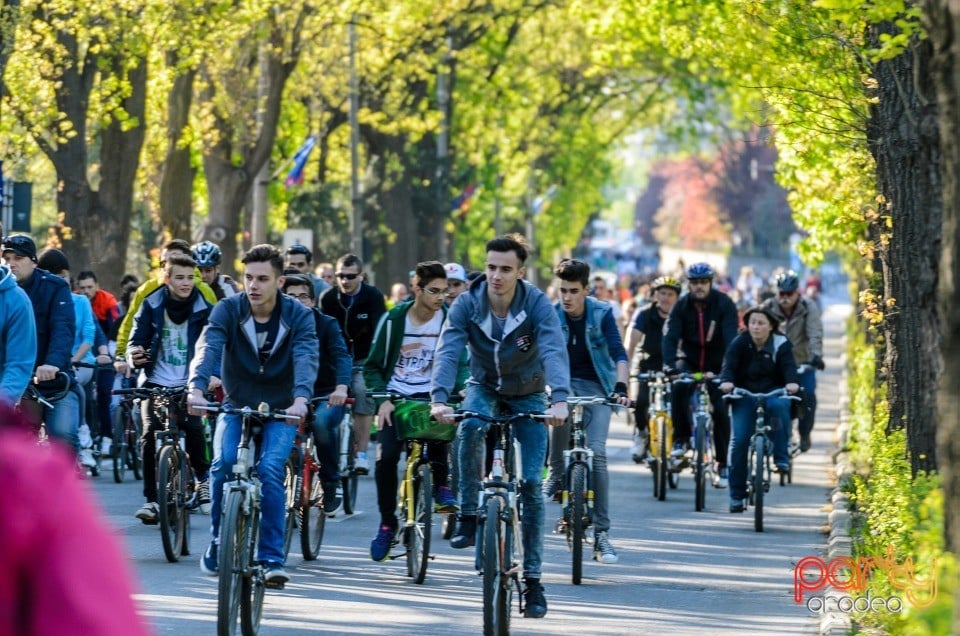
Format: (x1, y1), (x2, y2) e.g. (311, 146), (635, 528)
(286, 245), (310, 256)
(336, 272), (359, 280)
(421, 286), (451, 297)
(288, 292), (313, 301)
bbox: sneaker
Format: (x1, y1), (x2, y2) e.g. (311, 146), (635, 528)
(322, 481), (343, 516)
(775, 462), (790, 474)
(670, 441), (689, 458)
(263, 562), (289, 586)
(197, 479), (211, 515)
(355, 452), (370, 475)
(800, 433), (812, 452)
(522, 579), (548, 618)
(541, 478), (562, 502)
(593, 531), (619, 564)
(100, 436), (113, 457)
(730, 499), (746, 513)
(370, 524), (396, 561)
(630, 432), (647, 464)
(79, 448), (97, 469)
(714, 466), (729, 489)
(434, 486), (459, 513)
(78, 424), (94, 449)
(135, 501), (159, 524)
(450, 515), (477, 549)
(200, 542), (218, 575)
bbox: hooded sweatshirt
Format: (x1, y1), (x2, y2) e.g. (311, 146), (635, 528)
(0, 265), (38, 403)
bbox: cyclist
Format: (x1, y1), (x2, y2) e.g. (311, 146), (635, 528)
(192, 241), (239, 300)
(77, 270), (121, 456)
(364, 261), (468, 561)
(760, 270), (824, 452)
(319, 253), (386, 475)
(115, 239), (217, 377)
(662, 262), (738, 488)
(127, 254), (215, 522)
(2, 234), (79, 453)
(284, 244), (328, 297)
(625, 275), (681, 462)
(188, 244), (318, 586)
(718, 306), (800, 512)
(282, 274), (351, 515)
(0, 261), (37, 404)
(431, 233), (569, 620)
(316, 262), (335, 288)
(544, 258), (630, 565)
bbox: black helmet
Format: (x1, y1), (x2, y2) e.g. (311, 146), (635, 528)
(685, 262), (715, 280)
(776, 270), (800, 293)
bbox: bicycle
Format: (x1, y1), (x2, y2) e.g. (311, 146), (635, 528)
(337, 407), (359, 514)
(637, 373), (673, 501)
(110, 381), (143, 483)
(115, 385), (196, 562)
(194, 401), (299, 636)
(674, 373), (719, 512)
(449, 408), (547, 636)
(553, 396), (627, 585)
(73, 361), (116, 477)
(723, 387), (801, 532)
(782, 364), (812, 485)
(20, 371), (74, 447)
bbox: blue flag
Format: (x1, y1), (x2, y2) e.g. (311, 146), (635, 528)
(284, 136), (317, 188)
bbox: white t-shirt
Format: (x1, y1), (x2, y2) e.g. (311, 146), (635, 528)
(150, 313), (189, 388)
(386, 311), (444, 395)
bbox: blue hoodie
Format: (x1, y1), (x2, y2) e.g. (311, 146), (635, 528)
(0, 265), (38, 402)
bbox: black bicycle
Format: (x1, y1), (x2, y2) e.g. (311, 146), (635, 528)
(111, 381), (144, 483)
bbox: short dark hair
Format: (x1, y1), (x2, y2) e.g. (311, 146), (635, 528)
(554, 259), (590, 287)
(285, 244), (313, 263)
(77, 270), (97, 283)
(336, 253), (363, 272)
(485, 233), (529, 264)
(165, 254), (197, 273)
(163, 239), (192, 255)
(242, 244), (284, 276)
(282, 267), (301, 276)
(413, 261), (446, 288)
(37, 248), (70, 276)
(120, 274), (139, 288)
(282, 274), (315, 300)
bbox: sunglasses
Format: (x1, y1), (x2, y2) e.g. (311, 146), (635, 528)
(778, 291), (797, 297)
(336, 272), (360, 280)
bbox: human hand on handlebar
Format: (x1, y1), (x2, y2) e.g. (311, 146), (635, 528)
(544, 402), (568, 427)
(431, 403), (454, 424)
(608, 381), (631, 407)
(285, 397), (309, 422)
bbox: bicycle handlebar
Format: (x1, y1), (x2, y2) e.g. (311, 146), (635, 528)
(722, 387), (802, 402)
(191, 402), (301, 422)
(309, 396), (356, 405)
(112, 386), (186, 400)
(448, 411), (548, 423)
(567, 395), (635, 408)
(672, 372), (721, 385)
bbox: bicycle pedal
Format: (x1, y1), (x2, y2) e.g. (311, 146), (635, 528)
(264, 580), (285, 590)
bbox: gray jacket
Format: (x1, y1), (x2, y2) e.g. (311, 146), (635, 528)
(430, 277), (570, 405)
(760, 296), (823, 364)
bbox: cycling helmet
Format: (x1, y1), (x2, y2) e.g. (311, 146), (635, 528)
(651, 275), (682, 293)
(775, 270), (800, 293)
(685, 262), (715, 280)
(192, 241), (222, 267)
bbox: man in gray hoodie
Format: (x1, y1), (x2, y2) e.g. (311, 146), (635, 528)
(431, 234), (569, 620)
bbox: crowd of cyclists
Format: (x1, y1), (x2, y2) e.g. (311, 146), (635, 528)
(0, 226), (824, 626)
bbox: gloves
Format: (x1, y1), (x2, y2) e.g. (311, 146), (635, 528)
(808, 355), (825, 371)
(610, 382), (629, 400)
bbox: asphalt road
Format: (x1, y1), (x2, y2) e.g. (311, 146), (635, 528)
(91, 302), (849, 636)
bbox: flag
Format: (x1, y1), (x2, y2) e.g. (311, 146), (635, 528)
(451, 183), (478, 221)
(284, 135), (317, 188)
(532, 185), (559, 216)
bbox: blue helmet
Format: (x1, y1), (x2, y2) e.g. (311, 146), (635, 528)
(685, 262), (715, 280)
(192, 241), (222, 267)
(776, 270), (800, 293)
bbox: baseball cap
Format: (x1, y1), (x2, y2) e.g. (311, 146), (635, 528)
(444, 263), (466, 282)
(2, 234), (38, 263)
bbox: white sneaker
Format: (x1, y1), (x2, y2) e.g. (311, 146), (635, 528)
(593, 531), (620, 564)
(78, 424), (94, 449)
(197, 479), (212, 515)
(79, 448), (97, 468)
(715, 467), (729, 489)
(630, 433), (644, 463)
(354, 452), (370, 475)
(100, 436), (113, 457)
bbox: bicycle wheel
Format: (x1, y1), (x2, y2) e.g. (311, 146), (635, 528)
(655, 416), (667, 501)
(570, 463), (587, 585)
(753, 436), (765, 533)
(483, 496), (509, 636)
(241, 514), (265, 636)
(341, 421), (359, 515)
(157, 445), (186, 563)
(282, 458), (298, 559)
(218, 490), (248, 636)
(130, 410), (143, 481)
(300, 463), (326, 561)
(408, 463), (432, 584)
(112, 407), (127, 483)
(694, 415), (706, 512)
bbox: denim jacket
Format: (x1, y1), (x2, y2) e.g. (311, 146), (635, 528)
(555, 296), (623, 395)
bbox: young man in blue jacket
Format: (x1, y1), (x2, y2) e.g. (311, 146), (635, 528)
(0, 262), (37, 405)
(431, 234), (569, 619)
(188, 245), (319, 585)
(128, 254), (215, 522)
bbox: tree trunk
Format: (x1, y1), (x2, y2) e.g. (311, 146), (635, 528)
(159, 57), (197, 242)
(867, 26), (941, 475)
(922, 2), (960, 628)
(201, 146), (249, 277)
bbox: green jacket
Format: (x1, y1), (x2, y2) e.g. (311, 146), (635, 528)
(363, 301), (468, 408)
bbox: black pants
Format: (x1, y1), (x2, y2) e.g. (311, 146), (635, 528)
(95, 368), (114, 438)
(671, 378), (731, 468)
(375, 420), (450, 529)
(140, 388), (209, 502)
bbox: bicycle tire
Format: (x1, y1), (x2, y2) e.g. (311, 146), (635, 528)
(112, 407), (127, 483)
(341, 424), (359, 515)
(282, 458), (298, 560)
(570, 463), (587, 585)
(131, 410), (143, 481)
(483, 496), (509, 636)
(218, 489), (247, 636)
(753, 436), (765, 533)
(300, 462), (325, 561)
(441, 513), (455, 539)
(241, 514), (265, 636)
(655, 416), (667, 501)
(694, 415), (706, 512)
(409, 462), (432, 584)
(157, 445), (186, 562)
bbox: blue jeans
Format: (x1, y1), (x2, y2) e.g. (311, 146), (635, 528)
(457, 385), (548, 579)
(728, 396), (791, 502)
(798, 367), (817, 437)
(209, 413), (298, 565)
(44, 384), (82, 454)
(312, 404), (344, 483)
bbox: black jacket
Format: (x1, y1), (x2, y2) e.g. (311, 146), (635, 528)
(662, 289), (738, 374)
(719, 332), (800, 393)
(632, 303), (667, 372)
(319, 283), (386, 363)
(312, 307), (352, 395)
(20, 268), (75, 375)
